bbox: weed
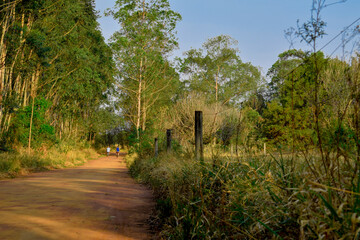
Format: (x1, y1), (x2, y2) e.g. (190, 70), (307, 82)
(0, 147), (99, 178)
(128, 150), (360, 239)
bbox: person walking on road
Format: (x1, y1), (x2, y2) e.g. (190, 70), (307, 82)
(106, 146), (110, 156)
(116, 146), (120, 157)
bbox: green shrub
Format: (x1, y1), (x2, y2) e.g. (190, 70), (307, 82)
(8, 97), (57, 149)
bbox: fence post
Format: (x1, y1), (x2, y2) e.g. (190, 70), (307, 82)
(154, 138), (158, 157)
(195, 111), (203, 161)
(166, 129), (172, 153)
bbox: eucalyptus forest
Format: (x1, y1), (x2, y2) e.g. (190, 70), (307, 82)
(1, 0), (360, 239)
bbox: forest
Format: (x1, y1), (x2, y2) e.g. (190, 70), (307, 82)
(1, 0), (360, 239)
(0, 0), (116, 171)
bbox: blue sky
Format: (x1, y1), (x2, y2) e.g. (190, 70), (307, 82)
(94, 0), (360, 73)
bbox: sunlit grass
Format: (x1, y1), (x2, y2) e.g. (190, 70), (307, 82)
(0, 146), (99, 178)
(127, 148), (360, 239)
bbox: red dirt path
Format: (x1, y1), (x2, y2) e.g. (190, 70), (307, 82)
(0, 154), (154, 240)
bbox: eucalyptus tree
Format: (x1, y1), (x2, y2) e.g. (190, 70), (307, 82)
(179, 35), (262, 147)
(40, 0), (114, 141)
(0, 0), (114, 149)
(0, 0), (50, 149)
(180, 35), (261, 106)
(108, 0), (181, 139)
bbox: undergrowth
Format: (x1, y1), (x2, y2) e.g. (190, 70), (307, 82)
(0, 143), (99, 178)
(128, 152), (360, 239)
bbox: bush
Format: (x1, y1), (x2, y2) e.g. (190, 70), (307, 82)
(7, 97), (57, 149)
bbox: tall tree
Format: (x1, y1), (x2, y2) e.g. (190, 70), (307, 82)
(179, 35), (262, 146)
(0, 0), (114, 149)
(180, 35), (261, 106)
(108, 0), (181, 139)
(263, 50), (328, 147)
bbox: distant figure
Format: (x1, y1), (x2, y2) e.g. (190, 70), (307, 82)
(106, 146), (110, 156)
(116, 146), (120, 157)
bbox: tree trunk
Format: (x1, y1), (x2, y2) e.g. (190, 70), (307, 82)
(28, 65), (41, 152)
(235, 110), (242, 157)
(212, 65), (221, 145)
(136, 58), (143, 139)
(142, 81), (146, 131)
(215, 65), (220, 103)
(0, 5), (12, 131)
(28, 94), (35, 152)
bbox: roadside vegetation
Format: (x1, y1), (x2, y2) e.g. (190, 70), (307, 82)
(0, 0), (117, 176)
(1, 0), (360, 239)
(129, 147), (360, 239)
(0, 143), (99, 178)
(114, 0), (360, 239)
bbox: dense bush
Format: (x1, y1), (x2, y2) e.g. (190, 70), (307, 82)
(11, 97), (56, 148)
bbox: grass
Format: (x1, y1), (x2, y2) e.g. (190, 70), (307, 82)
(0, 146), (99, 178)
(127, 149), (360, 239)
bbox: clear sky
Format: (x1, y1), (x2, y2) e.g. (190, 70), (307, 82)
(94, 0), (360, 74)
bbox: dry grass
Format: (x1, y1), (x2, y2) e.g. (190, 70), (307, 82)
(128, 149), (360, 239)
(0, 146), (99, 178)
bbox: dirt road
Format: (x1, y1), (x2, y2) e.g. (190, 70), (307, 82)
(0, 154), (154, 240)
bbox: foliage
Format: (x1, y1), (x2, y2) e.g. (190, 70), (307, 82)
(3, 0), (360, 239)
(123, 1), (360, 239)
(179, 35), (262, 106)
(263, 50), (328, 147)
(10, 97), (56, 148)
(0, 145), (99, 178)
(128, 149), (360, 239)
(0, 0), (115, 151)
(163, 93), (225, 149)
(108, 0), (181, 138)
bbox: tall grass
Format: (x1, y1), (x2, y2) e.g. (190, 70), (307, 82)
(128, 151), (360, 239)
(0, 145), (99, 178)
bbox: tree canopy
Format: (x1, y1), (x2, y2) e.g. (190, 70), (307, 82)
(0, 0), (114, 150)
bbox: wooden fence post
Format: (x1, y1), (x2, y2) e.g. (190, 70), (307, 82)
(154, 138), (158, 157)
(195, 111), (203, 161)
(166, 129), (172, 153)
